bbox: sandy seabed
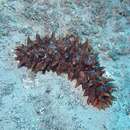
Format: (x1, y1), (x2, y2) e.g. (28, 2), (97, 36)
(0, 0), (130, 130)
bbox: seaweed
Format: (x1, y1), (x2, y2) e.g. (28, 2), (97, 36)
(15, 33), (115, 109)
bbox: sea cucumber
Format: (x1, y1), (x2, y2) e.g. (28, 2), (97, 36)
(15, 33), (115, 109)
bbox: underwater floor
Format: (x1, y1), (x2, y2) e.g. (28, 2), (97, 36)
(0, 0), (130, 130)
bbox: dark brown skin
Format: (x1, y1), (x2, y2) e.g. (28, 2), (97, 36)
(15, 33), (115, 109)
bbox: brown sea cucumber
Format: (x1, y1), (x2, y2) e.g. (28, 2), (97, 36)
(15, 33), (115, 109)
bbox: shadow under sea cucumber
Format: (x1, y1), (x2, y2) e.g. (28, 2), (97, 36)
(15, 33), (115, 109)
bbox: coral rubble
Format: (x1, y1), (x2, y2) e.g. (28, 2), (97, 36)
(15, 33), (115, 109)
